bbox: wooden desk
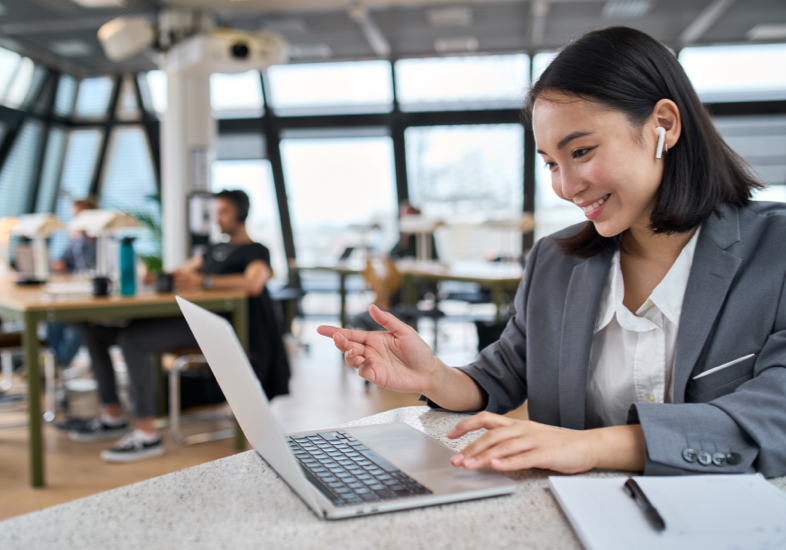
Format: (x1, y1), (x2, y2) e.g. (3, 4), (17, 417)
(289, 260), (523, 327)
(397, 260), (523, 324)
(288, 261), (364, 328)
(0, 278), (248, 487)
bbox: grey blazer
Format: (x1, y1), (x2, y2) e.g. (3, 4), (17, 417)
(458, 202), (786, 477)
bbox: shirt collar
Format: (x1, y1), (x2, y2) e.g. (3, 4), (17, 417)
(594, 250), (619, 333)
(594, 227), (701, 332)
(644, 227), (701, 325)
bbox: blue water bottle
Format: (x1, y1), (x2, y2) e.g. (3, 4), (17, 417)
(119, 237), (136, 296)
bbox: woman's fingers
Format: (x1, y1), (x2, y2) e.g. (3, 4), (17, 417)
(368, 305), (412, 337)
(447, 411), (511, 439)
(451, 424), (524, 466)
(316, 325), (372, 346)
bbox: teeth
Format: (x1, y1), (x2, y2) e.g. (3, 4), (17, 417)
(581, 195), (608, 213)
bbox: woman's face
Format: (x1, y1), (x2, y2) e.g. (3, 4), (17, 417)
(533, 93), (664, 238)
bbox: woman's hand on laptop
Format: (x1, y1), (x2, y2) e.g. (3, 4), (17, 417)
(446, 412), (646, 474)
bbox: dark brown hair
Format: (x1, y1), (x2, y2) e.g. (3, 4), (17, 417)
(524, 27), (761, 257)
(214, 189), (250, 223)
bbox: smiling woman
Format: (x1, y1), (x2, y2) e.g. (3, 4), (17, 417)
(317, 26), (786, 480)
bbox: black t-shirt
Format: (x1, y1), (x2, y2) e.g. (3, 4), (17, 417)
(201, 242), (290, 399)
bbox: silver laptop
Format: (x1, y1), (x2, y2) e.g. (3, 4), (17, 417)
(177, 297), (517, 520)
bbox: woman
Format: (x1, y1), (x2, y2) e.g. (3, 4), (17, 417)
(318, 27), (786, 478)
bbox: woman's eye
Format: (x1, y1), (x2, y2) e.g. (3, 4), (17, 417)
(544, 161), (557, 171)
(572, 147), (593, 159)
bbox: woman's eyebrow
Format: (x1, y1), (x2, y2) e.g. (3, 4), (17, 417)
(537, 131), (596, 155)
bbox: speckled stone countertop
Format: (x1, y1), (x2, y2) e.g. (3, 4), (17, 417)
(2, 406), (785, 550)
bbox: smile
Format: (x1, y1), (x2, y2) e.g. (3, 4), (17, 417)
(580, 194), (610, 213)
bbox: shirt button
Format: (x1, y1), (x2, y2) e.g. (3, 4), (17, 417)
(646, 394), (657, 403)
(697, 451), (712, 466)
(682, 448), (698, 463)
(726, 452), (742, 466)
(712, 453), (727, 466)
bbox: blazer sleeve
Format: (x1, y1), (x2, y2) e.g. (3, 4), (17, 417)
(630, 277), (786, 478)
(440, 238), (543, 414)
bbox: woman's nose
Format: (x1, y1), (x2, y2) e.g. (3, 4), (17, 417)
(557, 167), (587, 201)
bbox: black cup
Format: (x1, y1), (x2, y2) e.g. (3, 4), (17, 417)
(92, 276), (110, 297)
(155, 273), (174, 293)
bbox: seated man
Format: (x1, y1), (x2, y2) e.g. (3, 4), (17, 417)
(48, 197), (98, 372)
(71, 189), (290, 462)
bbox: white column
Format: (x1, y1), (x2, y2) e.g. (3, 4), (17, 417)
(160, 70), (215, 271)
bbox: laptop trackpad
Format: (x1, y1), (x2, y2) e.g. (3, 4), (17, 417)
(346, 422), (459, 474)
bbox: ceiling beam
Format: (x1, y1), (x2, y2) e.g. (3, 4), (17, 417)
(529, 0), (550, 49)
(348, 2), (391, 58)
(679, 0), (735, 46)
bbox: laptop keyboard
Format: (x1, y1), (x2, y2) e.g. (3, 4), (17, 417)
(287, 431), (433, 507)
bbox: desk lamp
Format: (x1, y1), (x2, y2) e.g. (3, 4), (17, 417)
(347, 222), (381, 262)
(68, 210), (142, 278)
(0, 217), (19, 278)
(398, 216), (444, 263)
(12, 214), (65, 282)
(482, 213), (536, 265)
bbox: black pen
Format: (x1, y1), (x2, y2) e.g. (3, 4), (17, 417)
(623, 478), (666, 532)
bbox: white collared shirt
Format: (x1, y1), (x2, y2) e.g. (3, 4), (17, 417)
(585, 228), (701, 427)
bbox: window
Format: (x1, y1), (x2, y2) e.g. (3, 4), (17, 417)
(405, 124), (525, 260)
(74, 77), (114, 120)
(266, 60), (393, 115)
(0, 47), (21, 97)
(3, 57), (35, 109)
(395, 54), (529, 111)
(99, 127), (160, 256)
(406, 124), (524, 217)
(714, 115), (786, 201)
(210, 70), (263, 118)
(34, 127), (67, 213)
(534, 150), (585, 241)
(49, 129), (103, 258)
(680, 44), (786, 102)
(54, 75), (78, 118)
(532, 52), (558, 84)
(0, 120), (43, 217)
(115, 76), (140, 121)
(141, 70), (167, 114)
(280, 135), (397, 264)
(212, 160), (286, 284)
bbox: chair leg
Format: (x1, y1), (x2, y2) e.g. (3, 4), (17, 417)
(169, 355), (186, 445)
(170, 354), (234, 445)
(41, 349), (56, 424)
(0, 350), (12, 393)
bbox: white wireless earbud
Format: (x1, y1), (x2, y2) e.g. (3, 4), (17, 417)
(655, 126), (667, 159)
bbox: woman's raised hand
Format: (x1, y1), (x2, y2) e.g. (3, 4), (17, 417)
(317, 305), (440, 395)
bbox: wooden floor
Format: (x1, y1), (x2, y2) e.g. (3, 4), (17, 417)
(0, 317), (526, 521)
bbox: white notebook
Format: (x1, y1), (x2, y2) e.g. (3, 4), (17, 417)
(549, 474), (786, 550)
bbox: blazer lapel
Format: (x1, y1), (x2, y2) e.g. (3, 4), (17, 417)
(672, 207), (742, 402)
(559, 250), (612, 430)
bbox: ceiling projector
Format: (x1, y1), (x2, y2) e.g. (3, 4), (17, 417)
(164, 29), (289, 74)
(97, 16), (288, 73)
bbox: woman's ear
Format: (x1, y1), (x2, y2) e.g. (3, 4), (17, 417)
(652, 99), (682, 152)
